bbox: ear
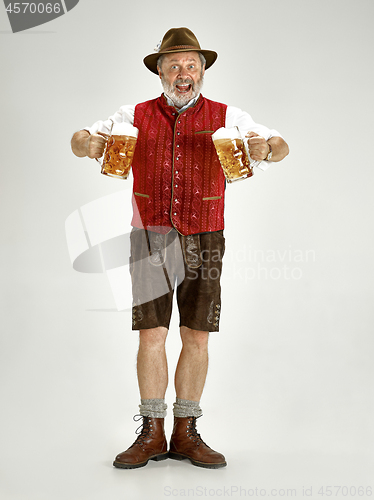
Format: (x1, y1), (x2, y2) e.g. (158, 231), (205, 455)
(157, 66), (162, 79)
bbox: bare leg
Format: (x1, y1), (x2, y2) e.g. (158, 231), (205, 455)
(137, 327), (168, 399)
(174, 326), (209, 401)
(170, 328), (227, 469)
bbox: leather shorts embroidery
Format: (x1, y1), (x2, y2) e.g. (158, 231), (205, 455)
(181, 234), (202, 269)
(146, 231), (167, 266)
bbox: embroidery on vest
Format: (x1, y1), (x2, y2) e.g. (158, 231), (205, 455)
(132, 95), (227, 235)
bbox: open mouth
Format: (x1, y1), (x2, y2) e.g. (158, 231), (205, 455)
(175, 84), (192, 94)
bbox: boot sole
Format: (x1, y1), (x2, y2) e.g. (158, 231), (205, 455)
(113, 451), (169, 469)
(169, 451), (227, 469)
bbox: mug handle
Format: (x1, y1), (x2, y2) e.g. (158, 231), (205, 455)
(95, 121), (114, 168)
(234, 126), (261, 170)
(244, 139), (261, 169)
(240, 129), (261, 169)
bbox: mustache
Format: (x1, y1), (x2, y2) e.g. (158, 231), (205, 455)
(173, 78), (194, 87)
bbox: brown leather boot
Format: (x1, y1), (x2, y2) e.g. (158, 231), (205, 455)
(113, 416), (169, 469)
(169, 416), (227, 469)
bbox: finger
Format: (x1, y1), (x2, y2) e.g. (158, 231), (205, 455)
(248, 143), (265, 151)
(96, 131), (110, 139)
(88, 152), (103, 159)
(95, 147), (106, 156)
(88, 143), (106, 156)
(248, 144), (266, 156)
(248, 149), (262, 157)
(247, 136), (266, 144)
(245, 131), (259, 138)
(92, 136), (108, 147)
(89, 137), (107, 150)
(92, 147), (105, 155)
(249, 153), (264, 161)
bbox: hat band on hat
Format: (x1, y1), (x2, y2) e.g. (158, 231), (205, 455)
(162, 45), (199, 52)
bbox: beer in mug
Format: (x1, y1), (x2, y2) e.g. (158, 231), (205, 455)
(100, 123), (139, 179)
(212, 127), (256, 183)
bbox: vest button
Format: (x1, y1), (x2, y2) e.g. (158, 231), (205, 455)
(177, 144), (180, 147)
(177, 132), (180, 135)
(174, 213), (177, 216)
(175, 184), (178, 187)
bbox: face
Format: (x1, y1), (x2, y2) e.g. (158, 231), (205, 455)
(157, 51), (205, 108)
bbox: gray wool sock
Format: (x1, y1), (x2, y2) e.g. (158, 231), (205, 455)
(173, 398), (203, 418)
(139, 398), (167, 418)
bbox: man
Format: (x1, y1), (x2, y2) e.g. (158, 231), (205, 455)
(71, 27), (289, 470)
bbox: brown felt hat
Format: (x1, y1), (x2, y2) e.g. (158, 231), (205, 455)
(144, 27), (217, 74)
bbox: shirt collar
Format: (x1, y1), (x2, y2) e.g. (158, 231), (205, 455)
(164, 93), (200, 113)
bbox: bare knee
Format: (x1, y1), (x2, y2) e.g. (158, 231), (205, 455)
(139, 327), (168, 350)
(180, 326), (209, 350)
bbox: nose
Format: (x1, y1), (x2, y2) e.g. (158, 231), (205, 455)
(178, 67), (189, 79)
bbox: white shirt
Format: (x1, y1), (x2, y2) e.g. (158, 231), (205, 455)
(84, 94), (282, 171)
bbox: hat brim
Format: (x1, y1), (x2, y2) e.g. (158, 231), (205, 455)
(144, 49), (217, 74)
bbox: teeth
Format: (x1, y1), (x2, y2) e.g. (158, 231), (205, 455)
(176, 84), (190, 93)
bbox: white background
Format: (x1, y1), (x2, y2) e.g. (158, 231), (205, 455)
(0, 1), (373, 499)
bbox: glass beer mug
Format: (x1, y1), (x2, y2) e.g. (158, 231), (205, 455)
(96, 122), (139, 179)
(212, 126), (260, 183)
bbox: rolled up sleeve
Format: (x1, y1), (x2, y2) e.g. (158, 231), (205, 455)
(226, 106), (283, 171)
(83, 104), (136, 135)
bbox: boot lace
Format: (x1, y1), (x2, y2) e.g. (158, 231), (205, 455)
(186, 415), (207, 447)
(132, 414), (153, 448)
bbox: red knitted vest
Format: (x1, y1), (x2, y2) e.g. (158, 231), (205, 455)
(131, 94), (227, 235)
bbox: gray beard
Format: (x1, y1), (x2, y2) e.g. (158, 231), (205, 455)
(161, 74), (204, 108)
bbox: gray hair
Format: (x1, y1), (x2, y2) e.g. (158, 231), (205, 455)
(157, 52), (206, 73)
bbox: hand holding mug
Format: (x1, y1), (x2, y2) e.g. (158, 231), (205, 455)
(85, 132), (109, 159)
(245, 131), (269, 161)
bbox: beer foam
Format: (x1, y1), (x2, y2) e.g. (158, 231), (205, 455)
(212, 127), (240, 141)
(112, 122), (139, 137)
